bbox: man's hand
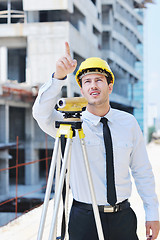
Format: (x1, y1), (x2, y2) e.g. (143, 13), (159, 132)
(54, 42), (77, 80)
(146, 221), (160, 239)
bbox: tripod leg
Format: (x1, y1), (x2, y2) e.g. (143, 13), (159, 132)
(37, 137), (60, 240)
(63, 144), (72, 240)
(49, 138), (72, 240)
(79, 136), (105, 240)
(55, 144), (62, 196)
(55, 138), (71, 239)
(53, 144), (61, 239)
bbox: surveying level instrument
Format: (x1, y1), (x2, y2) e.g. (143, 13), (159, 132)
(37, 97), (105, 240)
(57, 97), (88, 113)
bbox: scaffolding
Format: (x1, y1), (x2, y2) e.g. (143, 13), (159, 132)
(0, 79), (50, 226)
(0, 135), (51, 227)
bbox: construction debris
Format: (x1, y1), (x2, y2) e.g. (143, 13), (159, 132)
(0, 80), (39, 103)
(134, 0), (155, 8)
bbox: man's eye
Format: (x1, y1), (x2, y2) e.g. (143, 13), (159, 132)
(84, 80), (90, 84)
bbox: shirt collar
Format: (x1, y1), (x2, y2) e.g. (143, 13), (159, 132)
(82, 107), (113, 126)
(104, 107), (113, 123)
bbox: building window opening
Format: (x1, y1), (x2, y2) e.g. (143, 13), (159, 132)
(0, 0), (25, 24)
(70, 5), (86, 31)
(102, 32), (110, 50)
(11, 0), (25, 24)
(8, 48), (26, 83)
(39, 11), (48, 22)
(93, 25), (101, 49)
(61, 86), (67, 97)
(102, 5), (110, 24)
(74, 92), (80, 97)
(38, 7), (86, 31)
(73, 52), (85, 76)
(11, 1), (23, 11)
(91, 0), (96, 5)
(93, 25), (100, 36)
(9, 149), (25, 184)
(9, 107), (25, 142)
(0, 2), (7, 24)
(39, 149), (52, 180)
(39, 10), (69, 22)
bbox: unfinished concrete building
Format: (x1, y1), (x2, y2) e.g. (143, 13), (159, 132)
(0, 0), (147, 205)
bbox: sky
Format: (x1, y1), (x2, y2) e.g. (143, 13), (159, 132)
(145, 0), (160, 125)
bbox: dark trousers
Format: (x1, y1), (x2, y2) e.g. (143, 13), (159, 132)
(68, 203), (139, 240)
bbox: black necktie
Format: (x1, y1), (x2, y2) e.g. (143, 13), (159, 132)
(100, 117), (117, 206)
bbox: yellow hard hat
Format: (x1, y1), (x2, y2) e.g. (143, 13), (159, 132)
(75, 57), (114, 87)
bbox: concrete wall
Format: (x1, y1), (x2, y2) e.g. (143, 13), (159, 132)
(26, 22), (70, 86)
(23, 0), (71, 12)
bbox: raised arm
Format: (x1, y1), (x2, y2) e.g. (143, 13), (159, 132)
(32, 42), (77, 138)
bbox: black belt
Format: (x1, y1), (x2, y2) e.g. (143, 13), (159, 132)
(73, 199), (130, 213)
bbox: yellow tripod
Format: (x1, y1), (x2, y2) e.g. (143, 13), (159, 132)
(37, 98), (105, 240)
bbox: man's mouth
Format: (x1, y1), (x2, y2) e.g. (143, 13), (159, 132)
(90, 91), (100, 96)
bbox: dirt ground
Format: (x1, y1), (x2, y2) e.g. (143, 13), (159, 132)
(0, 142), (159, 240)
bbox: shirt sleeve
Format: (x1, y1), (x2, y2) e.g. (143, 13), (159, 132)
(32, 77), (67, 138)
(130, 117), (159, 221)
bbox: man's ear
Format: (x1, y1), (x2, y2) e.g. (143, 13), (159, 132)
(108, 83), (113, 94)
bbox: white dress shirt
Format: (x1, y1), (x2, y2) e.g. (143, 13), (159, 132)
(32, 77), (159, 221)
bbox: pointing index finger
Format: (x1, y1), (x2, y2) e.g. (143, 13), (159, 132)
(65, 42), (71, 56)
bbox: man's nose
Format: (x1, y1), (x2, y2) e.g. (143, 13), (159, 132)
(91, 81), (97, 89)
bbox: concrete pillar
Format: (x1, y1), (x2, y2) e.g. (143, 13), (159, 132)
(0, 105), (9, 197)
(0, 151), (10, 196)
(0, 104), (9, 144)
(0, 46), (8, 84)
(25, 108), (40, 185)
(27, 11), (39, 23)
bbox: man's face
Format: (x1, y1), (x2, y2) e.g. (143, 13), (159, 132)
(80, 73), (113, 108)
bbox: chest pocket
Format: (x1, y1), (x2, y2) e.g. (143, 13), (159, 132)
(114, 142), (133, 149)
(84, 138), (103, 163)
(113, 141), (133, 166)
(85, 139), (101, 146)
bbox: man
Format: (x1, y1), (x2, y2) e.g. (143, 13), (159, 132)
(33, 42), (159, 240)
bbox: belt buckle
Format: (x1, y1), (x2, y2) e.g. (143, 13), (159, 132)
(103, 205), (114, 213)
(103, 205), (119, 213)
